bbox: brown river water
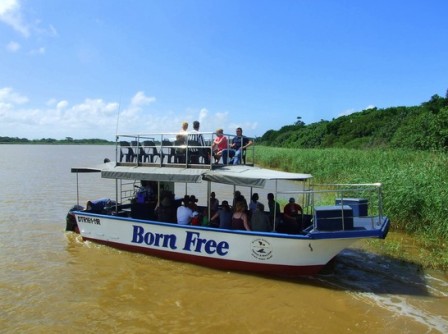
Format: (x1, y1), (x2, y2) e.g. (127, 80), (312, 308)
(1, 145), (447, 333)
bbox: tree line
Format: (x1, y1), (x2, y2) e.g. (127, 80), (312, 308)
(258, 92), (448, 152)
(0, 137), (113, 145)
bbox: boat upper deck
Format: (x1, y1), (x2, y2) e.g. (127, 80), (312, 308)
(115, 131), (255, 169)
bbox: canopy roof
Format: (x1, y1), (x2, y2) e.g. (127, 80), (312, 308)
(101, 165), (205, 183)
(72, 163), (312, 188)
(70, 161), (118, 173)
(202, 165), (311, 188)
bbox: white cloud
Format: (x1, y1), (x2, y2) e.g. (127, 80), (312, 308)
(337, 108), (356, 118)
(228, 121), (258, 135)
(0, 0), (29, 37)
(0, 0), (17, 15)
(0, 0), (57, 47)
(198, 108), (208, 124)
(0, 88), (121, 138)
(337, 104), (377, 119)
(119, 92), (155, 123)
(6, 40), (20, 52)
(0, 87), (256, 139)
(48, 24), (57, 37)
(64, 98), (119, 124)
(0, 87), (28, 104)
(131, 91), (156, 107)
(30, 46), (45, 55)
(46, 98), (57, 106)
(56, 100), (68, 110)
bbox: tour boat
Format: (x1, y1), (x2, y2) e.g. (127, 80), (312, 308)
(66, 132), (390, 276)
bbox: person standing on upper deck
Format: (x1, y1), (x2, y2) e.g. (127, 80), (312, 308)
(222, 127), (253, 165)
(189, 121), (210, 164)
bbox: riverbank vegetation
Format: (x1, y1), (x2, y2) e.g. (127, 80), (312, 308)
(257, 93), (448, 152)
(0, 136), (113, 144)
(255, 146), (448, 271)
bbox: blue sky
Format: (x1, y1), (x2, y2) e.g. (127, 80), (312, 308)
(1, 0), (447, 140)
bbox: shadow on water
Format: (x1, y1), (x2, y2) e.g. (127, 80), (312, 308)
(256, 248), (431, 297)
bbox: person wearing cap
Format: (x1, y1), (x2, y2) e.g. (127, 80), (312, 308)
(189, 194), (201, 224)
(177, 195), (193, 225)
(188, 195), (199, 212)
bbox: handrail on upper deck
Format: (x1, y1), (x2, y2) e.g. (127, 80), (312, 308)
(115, 131), (255, 169)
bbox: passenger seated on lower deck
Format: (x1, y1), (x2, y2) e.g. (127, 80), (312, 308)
(231, 201), (251, 231)
(209, 192), (219, 216)
(177, 195), (193, 225)
(250, 202), (272, 232)
(156, 192), (177, 223)
(283, 197), (303, 223)
(276, 197), (304, 234)
(135, 180), (155, 203)
(232, 190), (247, 211)
(210, 200), (232, 229)
(267, 193), (281, 226)
(86, 198), (114, 213)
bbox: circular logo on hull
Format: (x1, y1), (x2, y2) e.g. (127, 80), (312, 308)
(251, 238), (273, 260)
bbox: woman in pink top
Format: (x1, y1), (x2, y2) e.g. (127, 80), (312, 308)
(212, 128), (228, 163)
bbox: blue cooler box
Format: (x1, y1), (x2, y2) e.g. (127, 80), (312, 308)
(335, 198), (368, 217)
(314, 205), (354, 231)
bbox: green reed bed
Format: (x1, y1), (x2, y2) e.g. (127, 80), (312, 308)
(253, 146), (448, 270)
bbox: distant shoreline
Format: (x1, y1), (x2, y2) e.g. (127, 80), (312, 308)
(0, 142), (114, 145)
(0, 137), (114, 145)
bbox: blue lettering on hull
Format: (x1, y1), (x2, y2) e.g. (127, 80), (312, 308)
(131, 225), (177, 249)
(183, 231), (229, 256)
(131, 225), (229, 256)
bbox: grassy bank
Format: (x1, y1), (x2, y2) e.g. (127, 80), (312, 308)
(254, 146), (448, 271)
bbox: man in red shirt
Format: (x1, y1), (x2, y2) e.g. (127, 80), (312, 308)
(283, 197), (303, 224)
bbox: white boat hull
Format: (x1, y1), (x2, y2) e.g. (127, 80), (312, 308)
(74, 212), (389, 276)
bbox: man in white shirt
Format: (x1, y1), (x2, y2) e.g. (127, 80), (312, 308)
(177, 195), (193, 225)
(189, 121), (210, 164)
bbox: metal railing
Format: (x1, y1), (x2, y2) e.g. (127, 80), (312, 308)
(275, 183), (384, 231)
(115, 132), (255, 168)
